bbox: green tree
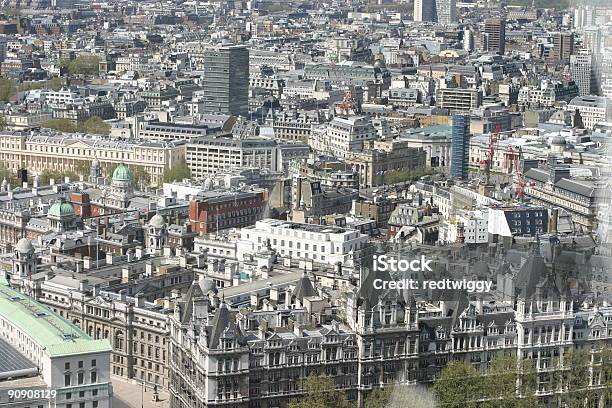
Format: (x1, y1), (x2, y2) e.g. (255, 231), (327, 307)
(433, 360), (483, 408)
(0, 165), (20, 187)
(73, 160), (91, 178)
(0, 78), (16, 102)
(0, 114), (6, 130)
(364, 386), (394, 408)
(508, 0), (570, 9)
(18, 77), (64, 92)
(382, 167), (433, 185)
(41, 118), (77, 133)
(288, 373), (353, 408)
(602, 346), (612, 406)
(39, 169), (78, 185)
(481, 355), (537, 408)
(78, 116), (110, 135)
(132, 165), (152, 190)
(559, 349), (602, 408)
(46, 77), (64, 91)
(61, 54), (101, 76)
(162, 161), (191, 183)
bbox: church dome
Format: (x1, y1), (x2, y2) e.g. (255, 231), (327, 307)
(149, 213), (166, 228)
(199, 276), (218, 295)
(15, 237), (33, 253)
(48, 199), (75, 218)
(551, 135), (566, 145)
(112, 163), (132, 181)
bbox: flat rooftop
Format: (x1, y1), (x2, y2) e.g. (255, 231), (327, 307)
(256, 219), (352, 234)
(0, 284), (111, 357)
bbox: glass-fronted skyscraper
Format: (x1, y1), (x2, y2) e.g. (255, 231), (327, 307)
(451, 114), (470, 180)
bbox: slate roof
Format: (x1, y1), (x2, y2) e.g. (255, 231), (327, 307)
(293, 271), (317, 301)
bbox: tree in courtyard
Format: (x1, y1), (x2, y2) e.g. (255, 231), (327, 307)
(288, 373), (354, 408)
(0, 78), (16, 102)
(433, 360), (484, 408)
(78, 116), (110, 135)
(162, 161), (191, 184)
(41, 118), (77, 133)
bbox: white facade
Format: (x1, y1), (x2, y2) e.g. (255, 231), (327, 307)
(236, 219), (369, 266)
(568, 95), (612, 130)
(0, 283), (113, 408)
(185, 137), (278, 179)
(440, 209), (488, 244)
(310, 116), (377, 159)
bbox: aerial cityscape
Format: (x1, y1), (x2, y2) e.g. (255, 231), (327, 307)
(0, 0), (610, 407)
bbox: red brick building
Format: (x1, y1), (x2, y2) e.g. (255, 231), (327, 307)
(70, 192), (92, 218)
(188, 190), (269, 234)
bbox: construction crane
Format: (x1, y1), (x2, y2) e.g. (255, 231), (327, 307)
(508, 145), (526, 200)
(336, 90), (356, 116)
(478, 123), (501, 196)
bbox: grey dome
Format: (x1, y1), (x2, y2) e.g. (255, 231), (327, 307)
(551, 135), (566, 145)
(16, 238), (33, 253)
(149, 213), (165, 228)
(199, 277), (218, 295)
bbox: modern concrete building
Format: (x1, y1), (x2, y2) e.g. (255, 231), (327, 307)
(567, 95), (612, 129)
(185, 137), (278, 179)
(202, 45), (249, 117)
(413, 0), (436, 22)
(551, 32), (574, 61)
(483, 18), (506, 55)
(436, 0), (456, 25)
(570, 53), (598, 96)
(436, 87), (482, 112)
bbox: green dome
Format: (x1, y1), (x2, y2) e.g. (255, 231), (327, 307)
(48, 199), (75, 218)
(112, 163), (132, 181)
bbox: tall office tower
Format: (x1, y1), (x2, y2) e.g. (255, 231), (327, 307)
(582, 27), (602, 56)
(0, 36), (5, 63)
(573, 5), (597, 29)
(436, 0), (457, 25)
(463, 27), (474, 52)
(414, 0), (437, 22)
(571, 53), (599, 96)
(484, 18), (506, 55)
(551, 32), (574, 61)
(451, 114), (470, 180)
(202, 44), (249, 117)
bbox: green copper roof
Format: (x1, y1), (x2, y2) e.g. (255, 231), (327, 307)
(0, 284), (111, 357)
(112, 163), (132, 181)
(48, 198), (75, 218)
